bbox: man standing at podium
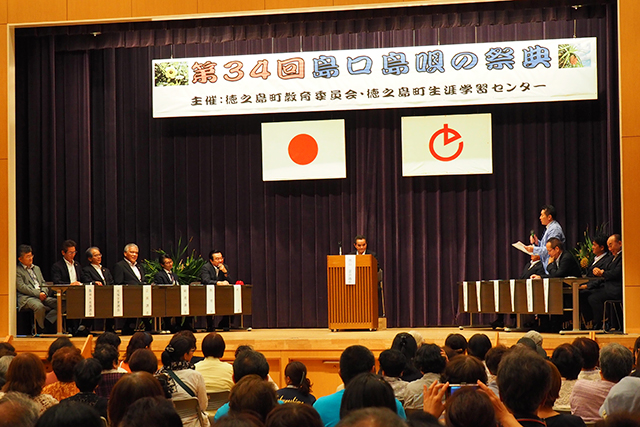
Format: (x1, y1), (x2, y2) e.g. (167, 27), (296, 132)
(352, 235), (377, 261)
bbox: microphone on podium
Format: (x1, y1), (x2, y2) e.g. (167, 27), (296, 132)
(338, 241), (342, 255)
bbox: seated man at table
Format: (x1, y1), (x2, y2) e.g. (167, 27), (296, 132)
(82, 246), (115, 333)
(113, 243), (149, 334)
(201, 250), (233, 331)
(50, 240), (83, 286)
(16, 244), (57, 334)
(531, 238), (581, 279)
(155, 254), (192, 332)
(580, 234), (623, 330)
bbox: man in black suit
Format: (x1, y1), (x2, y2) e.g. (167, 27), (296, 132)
(531, 238), (582, 279)
(82, 246), (114, 286)
(112, 243), (148, 334)
(585, 235), (613, 279)
(201, 250), (232, 331)
(352, 235), (378, 260)
(154, 254), (185, 332)
(581, 234), (623, 329)
(50, 240), (83, 285)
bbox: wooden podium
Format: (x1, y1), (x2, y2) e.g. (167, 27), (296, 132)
(327, 255), (378, 331)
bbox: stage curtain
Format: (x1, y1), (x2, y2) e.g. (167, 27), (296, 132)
(15, 0), (619, 328)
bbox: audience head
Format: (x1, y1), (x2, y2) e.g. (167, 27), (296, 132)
(497, 346), (551, 415)
(551, 343), (583, 380)
(95, 332), (121, 350)
(339, 345), (375, 386)
(284, 361), (312, 396)
(73, 358), (103, 393)
(47, 337), (74, 363)
(572, 337), (600, 370)
(0, 391), (39, 427)
(336, 407), (406, 427)
(516, 337), (538, 352)
(124, 332), (153, 363)
(235, 345), (254, 357)
(485, 345), (508, 376)
(174, 330), (197, 350)
(36, 401), (102, 427)
(634, 337), (640, 368)
(161, 335), (195, 367)
(2, 352), (46, 397)
(108, 371), (164, 427)
(0, 356), (15, 387)
(444, 387), (495, 427)
(129, 349), (159, 374)
(265, 402), (323, 427)
(233, 349), (270, 382)
(378, 349), (406, 378)
(408, 331), (424, 349)
(524, 330), (543, 347)
(406, 411), (441, 427)
(541, 361), (562, 409)
(119, 396), (182, 427)
(600, 343), (634, 383)
(414, 343), (447, 375)
(340, 373), (397, 418)
(0, 342), (16, 357)
(441, 355), (487, 385)
(229, 374), (278, 423)
(215, 412), (266, 427)
(444, 334), (468, 356)
(202, 332), (226, 358)
(51, 346), (83, 383)
(467, 334), (492, 361)
(93, 344), (119, 371)
(391, 333), (418, 362)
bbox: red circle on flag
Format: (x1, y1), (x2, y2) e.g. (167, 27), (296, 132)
(288, 134), (319, 165)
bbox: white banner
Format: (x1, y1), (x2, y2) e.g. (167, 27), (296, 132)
(526, 279), (534, 312)
(206, 285), (216, 315)
(142, 285), (152, 316)
(476, 281), (482, 312)
(113, 285), (123, 317)
(402, 113), (492, 176)
(234, 285), (243, 314)
(462, 282), (469, 312)
(493, 280), (500, 312)
(181, 285), (190, 316)
(85, 284), (95, 318)
(345, 255), (356, 285)
(152, 38), (597, 118)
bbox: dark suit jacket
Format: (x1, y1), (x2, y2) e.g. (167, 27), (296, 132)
(601, 252), (623, 298)
(586, 252), (613, 277)
(520, 260), (546, 279)
(154, 269), (179, 285)
(81, 265), (114, 286)
(51, 259), (83, 284)
(112, 260), (146, 285)
(200, 262), (231, 285)
(546, 251), (582, 278)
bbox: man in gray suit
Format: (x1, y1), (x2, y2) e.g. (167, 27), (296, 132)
(16, 244), (57, 333)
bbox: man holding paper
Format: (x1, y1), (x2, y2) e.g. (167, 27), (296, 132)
(525, 205), (565, 274)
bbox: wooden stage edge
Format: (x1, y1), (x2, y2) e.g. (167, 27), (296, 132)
(7, 326), (638, 397)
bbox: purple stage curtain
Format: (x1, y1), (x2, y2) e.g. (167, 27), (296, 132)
(15, 0), (619, 328)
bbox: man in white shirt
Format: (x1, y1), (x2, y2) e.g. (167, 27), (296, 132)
(50, 240), (83, 285)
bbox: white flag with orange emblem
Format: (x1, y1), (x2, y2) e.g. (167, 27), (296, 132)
(261, 119), (346, 181)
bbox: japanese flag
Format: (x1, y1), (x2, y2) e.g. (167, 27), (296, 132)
(261, 119), (346, 181)
(402, 113), (493, 177)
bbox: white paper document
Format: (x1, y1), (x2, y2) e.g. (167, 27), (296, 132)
(113, 285), (123, 317)
(345, 255), (356, 285)
(181, 285), (190, 315)
(142, 285), (152, 316)
(85, 284), (95, 318)
(512, 241), (532, 255)
(234, 285), (243, 314)
(206, 285), (216, 314)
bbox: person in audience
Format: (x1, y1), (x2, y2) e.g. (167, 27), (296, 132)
(93, 343), (127, 398)
(216, 412), (266, 427)
(584, 234), (623, 330)
(0, 352), (58, 413)
(444, 334), (467, 359)
(175, 330), (204, 364)
(35, 401), (103, 427)
(516, 337), (539, 353)
(119, 396), (183, 427)
(229, 374), (278, 423)
(484, 344), (508, 397)
(0, 391), (39, 427)
(444, 386), (496, 427)
(339, 373), (398, 419)
(277, 361), (316, 405)
(573, 337), (601, 380)
(550, 343), (583, 411)
(571, 342), (633, 422)
(0, 355), (14, 389)
(62, 358), (108, 419)
(377, 350), (407, 404)
(497, 346), (551, 426)
(408, 331), (424, 349)
(467, 334), (492, 362)
(214, 349), (272, 421)
(523, 330), (548, 359)
(404, 343), (448, 410)
(129, 349), (170, 398)
(314, 345), (405, 427)
(390, 332), (421, 381)
(599, 373), (640, 419)
(336, 407), (406, 427)
(44, 337), (75, 385)
(0, 342), (16, 357)
(194, 332), (234, 393)
(441, 355), (487, 385)
(537, 361), (586, 427)
(107, 371), (165, 427)
(632, 336), (640, 376)
(406, 411), (441, 427)
(16, 244), (57, 334)
(158, 334), (208, 427)
(120, 332), (153, 373)
(42, 346), (83, 401)
(265, 402), (323, 427)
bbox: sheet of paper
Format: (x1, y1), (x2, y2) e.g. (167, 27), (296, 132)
(345, 255), (356, 285)
(234, 284), (243, 314)
(476, 281), (482, 312)
(543, 278), (550, 313)
(85, 284), (95, 317)
(113, 285), (123, 317)
(142, 285), (152, 316)
(181, 285), (190, 315)
(206, 285), (216, 314)
(493, 280), (500, 312)
(510, 279), (515, 311)
(526, 279), (534, 312)
(512, 241), (532, 255)
(462, 282), (468, 312)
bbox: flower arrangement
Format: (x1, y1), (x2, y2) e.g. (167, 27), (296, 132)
(143, 237), (205, 285)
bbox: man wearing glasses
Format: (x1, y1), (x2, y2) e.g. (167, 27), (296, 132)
(51, 239), (83, 286)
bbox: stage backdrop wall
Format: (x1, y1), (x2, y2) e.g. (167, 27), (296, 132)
(14, 0), (620, 328)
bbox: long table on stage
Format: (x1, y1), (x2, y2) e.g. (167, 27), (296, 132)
(64, 284), (252, 319)
(458, 277), (588, 332)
